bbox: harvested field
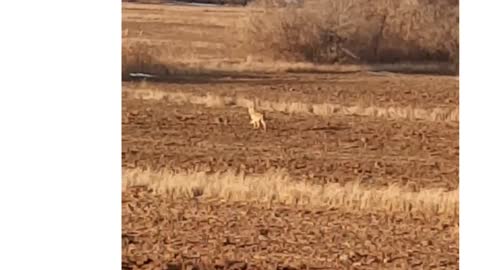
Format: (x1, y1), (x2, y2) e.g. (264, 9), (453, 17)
(124, 73), (459, 117)
(123, 79), (458, 191)
(123, 186), (458, 269)
(122, 1), (459, 269)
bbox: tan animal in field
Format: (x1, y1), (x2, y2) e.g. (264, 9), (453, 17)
(247, 101), (267, 131)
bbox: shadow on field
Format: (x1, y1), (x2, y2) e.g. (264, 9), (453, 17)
(122, 64), (455, 85)
(123, 71), (279, 84)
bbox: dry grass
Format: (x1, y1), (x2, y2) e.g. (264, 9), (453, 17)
(122, 39), (169, 79)
(122, 39), (455, 78)
(122, 2), (458, 78)
(126, 88), (459, 122)
(121, 36), (364, 78)
(123, 168), (458, 218)
(242, 0), (459, 73)
(122, 39), (214, 79)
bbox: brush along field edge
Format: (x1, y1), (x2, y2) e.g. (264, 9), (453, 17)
(123, 168), (458, 219)
(127, 88), (459, 122)
(122, 38), (456, 78)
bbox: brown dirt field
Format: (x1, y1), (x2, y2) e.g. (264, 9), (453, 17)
(123, 72), (458, 110)
(122, 2), (459, 269)
(122, 73), (458, 191)
(123, 100), (458, 190)
(123, 186), (458, 269)
(122, 74), (458, 268)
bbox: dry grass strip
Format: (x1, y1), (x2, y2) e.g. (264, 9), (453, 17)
(122, 37), (455, 77)
(123, 168), (458, 219)
(127, 88), (459, 122)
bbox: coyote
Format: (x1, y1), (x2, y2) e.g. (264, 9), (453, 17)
(247, 102), (267, 131)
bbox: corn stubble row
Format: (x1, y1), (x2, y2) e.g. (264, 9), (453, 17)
(122, 186), (458, 270)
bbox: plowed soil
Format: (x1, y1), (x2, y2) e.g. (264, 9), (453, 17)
(123, 186), (458, 270)
(122, 73), (459, 191)
(122, 73), (459, 269)
(122, 2), (459, 269)
(127, 73), (458, 110)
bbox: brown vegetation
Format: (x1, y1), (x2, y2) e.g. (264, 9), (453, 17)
(128, 87), (459, 122)
(123, 85), (458, 191)
(124, 168), (458, 218)
(122, 2), (459, 269)
(122, 0), (459, 79)
(243, 0), (458, 72)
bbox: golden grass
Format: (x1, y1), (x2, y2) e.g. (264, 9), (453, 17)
(121, 37), (360, 77)
(123, 42), (455, 76)
(122, 39), (168, 79)
(123, 168), (458, 219)
(122, 39), (207, 79)
(126, 88), (459, 122)
(122, 2), (458, 78)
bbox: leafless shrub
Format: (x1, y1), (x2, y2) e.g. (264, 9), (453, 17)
(243, 0), (458, 73)
(122, 39), (171, 80)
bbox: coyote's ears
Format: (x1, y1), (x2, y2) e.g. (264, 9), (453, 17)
(254, 97), (260, 108)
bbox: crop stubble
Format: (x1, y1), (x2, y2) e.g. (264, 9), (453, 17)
(122, 74), (458, 269)
(122, 74), (458, 191)
(122, 3), (458, 269)
(123, 186), (458, 269)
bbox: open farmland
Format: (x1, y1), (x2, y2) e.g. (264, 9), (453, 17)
(122, 1), (459, 269)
